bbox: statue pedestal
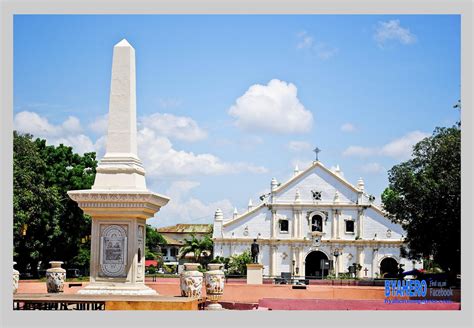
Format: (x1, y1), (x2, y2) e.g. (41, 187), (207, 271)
(246, 264), (263, 285)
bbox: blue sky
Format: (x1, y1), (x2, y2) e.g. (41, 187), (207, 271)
(13, 15), (460, 227)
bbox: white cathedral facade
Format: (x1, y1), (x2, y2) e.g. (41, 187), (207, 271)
(212, 160), (423, 279)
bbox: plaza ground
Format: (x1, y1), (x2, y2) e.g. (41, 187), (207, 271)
(16, 278), (460, 310)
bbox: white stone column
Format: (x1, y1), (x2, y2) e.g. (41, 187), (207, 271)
(356, 246), (364, 278)
(292, 210), (298, 238)
(271, 210), (277, 238)
(68, 40), (169, 296)
(331, 210), (337, 239)
(334, 209), (341, 239)
(358, 209), (364, 239)
(372, 248), (379, 278)
(298, 247), (304, 278)
(269, 245), (277, 277)
(296, 247), (301, 277)
(290, 246), (294, 275)
(298, 211), (303, 238)
(338, 247), (344, 274)
(92, 39), (146, 191)
(331, 251), (338, 278)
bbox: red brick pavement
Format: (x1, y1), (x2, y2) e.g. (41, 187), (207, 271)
(16, 279), (460, 310)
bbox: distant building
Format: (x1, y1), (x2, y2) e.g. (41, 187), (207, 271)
(156, 224), (213, 266)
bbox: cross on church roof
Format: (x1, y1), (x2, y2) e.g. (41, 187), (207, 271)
(313, 147), (321, 161)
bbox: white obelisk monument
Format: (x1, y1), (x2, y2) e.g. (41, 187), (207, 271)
(68, 39), (169, 295)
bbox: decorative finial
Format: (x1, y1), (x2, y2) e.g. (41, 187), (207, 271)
(248, 198), (253, 211)
(335, 164), (340, 173)
(313, 147), (321, 161)
(357, 177), (365, 191)
(295, 189), (301, 203)
(294, 164), (299, 175)
(233, 207), (238, 218)
(271, 177), (278, 191)
(214, 208), (223, 221)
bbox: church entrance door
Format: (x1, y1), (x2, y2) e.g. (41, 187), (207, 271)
(380, 257), (398, 278)
(305, 251), (329, 279)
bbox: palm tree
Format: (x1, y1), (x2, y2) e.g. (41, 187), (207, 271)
(179, 234), (213, 263)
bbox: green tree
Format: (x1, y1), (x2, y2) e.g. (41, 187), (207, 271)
(146, 224), (167, 250)
(13, 132), (63, 276)
(179, 234), (213, 264)
(13, 132), (97, 275)
(145, 224), (166, 261)
(227, 250), (252, 276)
(382, 123), (460, 275)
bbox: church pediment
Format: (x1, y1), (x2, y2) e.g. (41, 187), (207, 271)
(273, 161), (360, 204)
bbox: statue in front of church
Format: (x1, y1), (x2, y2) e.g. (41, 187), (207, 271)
(251, 239), (259, 264)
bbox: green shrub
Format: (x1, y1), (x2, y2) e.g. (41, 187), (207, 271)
(227, 250), (252, 276)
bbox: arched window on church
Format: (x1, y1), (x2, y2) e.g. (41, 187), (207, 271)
(311, 215), (323, 232)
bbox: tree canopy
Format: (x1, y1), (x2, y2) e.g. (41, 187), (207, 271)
(13, 132), (97, 275)
(382, 122), (460, 274)
(145, 224), (167, 261)
(179, 234), (213, 264)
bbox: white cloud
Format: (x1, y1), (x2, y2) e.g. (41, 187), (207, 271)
(340, 123), (356, 132)
(228, 79), (313, 134)
(15, 110), (267, 177)
(150, 180), (234, 227)
(88, 114), (108, 135)
(15, 111), (68, 136)
(380, 131), (429, 159)
(360, 162), (385, 174)
(342, 131), (430, 160)
(137, 127), (267, 177)
(61, 116), (82, 134)
(342, 146), (376, 158)
(14, 111), (95, 154)
(288, 141), (312, 152)
(297, 31), (338, 60)
(89, 112), (207, 142)
(297, 31), (314, 49)
(374, 20), (417, 46)
(140, 113), (207, 142)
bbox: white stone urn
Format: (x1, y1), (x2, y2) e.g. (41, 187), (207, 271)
(204, 263), (225, 310)
(46, 261), (66, 293)
(13, 262), (19, 294)
(180, 263), (203, 298)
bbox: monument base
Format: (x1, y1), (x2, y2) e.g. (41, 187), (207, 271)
(78, 283), (157, 296)
(246, 263), (264, 285)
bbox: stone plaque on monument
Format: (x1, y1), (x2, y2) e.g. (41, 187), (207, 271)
(99, 225), (128, 277)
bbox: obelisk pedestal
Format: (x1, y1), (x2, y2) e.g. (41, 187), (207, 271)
(68, 39), (169, 295)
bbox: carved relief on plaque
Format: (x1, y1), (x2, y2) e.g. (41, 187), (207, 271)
(99, 224), (128, 278)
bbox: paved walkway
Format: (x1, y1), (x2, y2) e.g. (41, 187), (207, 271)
(16, 279), (461, 310)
